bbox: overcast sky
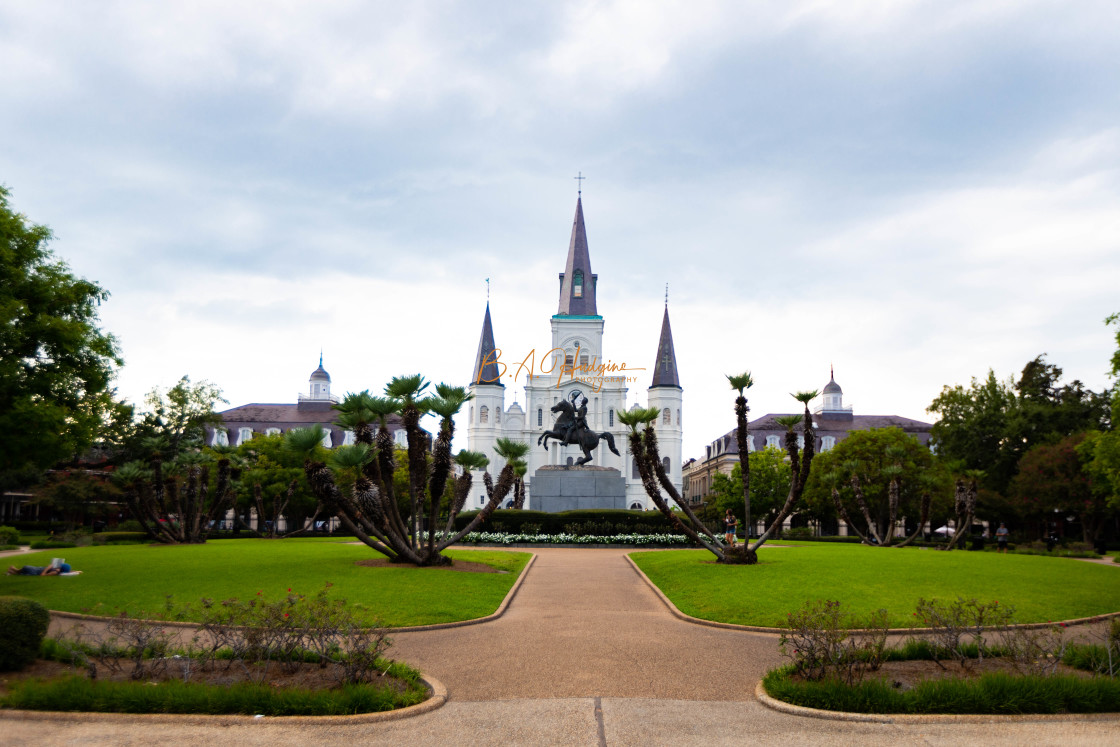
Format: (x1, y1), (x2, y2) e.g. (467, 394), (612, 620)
(3, 0), (1118, 459)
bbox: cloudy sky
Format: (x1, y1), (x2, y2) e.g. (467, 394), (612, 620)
(3, 0), (1118, 459)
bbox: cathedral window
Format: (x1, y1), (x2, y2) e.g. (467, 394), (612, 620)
(629, 501), (644, 510)
(573, 270), (584, 298)
(609, 409), (614, 427)
(632, 459), (640, 479)
(480, 405), (489, 424)
(662, 408), (671, 424)
(580, 354), (588, 367)
(495, 408), (500, 423)
(538, 408), (543, 427)
(676, 409), (680, 426)
(565, 353), (573, 366)
(662, 456), (670, 473)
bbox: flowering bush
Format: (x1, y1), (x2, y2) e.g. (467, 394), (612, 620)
(428, 531), (690, 546)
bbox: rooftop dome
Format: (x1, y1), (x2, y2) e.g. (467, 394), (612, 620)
(823, 367), (842, 394)
(310, 354), (331, 382)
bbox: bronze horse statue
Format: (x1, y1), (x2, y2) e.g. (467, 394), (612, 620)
(538, 392), (621, 467)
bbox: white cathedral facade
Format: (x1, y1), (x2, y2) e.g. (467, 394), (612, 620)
(465, 198), (683, 511)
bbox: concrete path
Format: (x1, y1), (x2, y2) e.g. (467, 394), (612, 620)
(4, 547), (1119, 745)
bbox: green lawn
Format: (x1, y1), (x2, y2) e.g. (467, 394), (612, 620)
(630, 543), (1120, 627)
(0, 540), (530, 627)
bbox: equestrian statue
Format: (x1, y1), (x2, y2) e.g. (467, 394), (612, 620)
(538, 390), (622, 467)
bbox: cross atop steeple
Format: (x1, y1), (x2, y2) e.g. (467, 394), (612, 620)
(574, 171), (585, 197)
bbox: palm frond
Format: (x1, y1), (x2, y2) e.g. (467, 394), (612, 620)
(616, 406), (660, 432)
(726, 371), (754, 395)
(790, 389), (820, 404)
(455, 449), (490, 471)
(384, 374), (429, 402)
(329, 443), (373, 470)
(774, 414), (803, 430)
(283, 424), (328, 456)
(494, 438), (530, 461)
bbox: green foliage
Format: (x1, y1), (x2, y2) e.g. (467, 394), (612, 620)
(454, 508), (689, 535)
(30, 469), (122, 525)
(29, 540), (78, 549)
(616, 406), (660, 431)
(133, 376), (226, 459)
(0, 187), (123, 485)
(708, 449), (791, 526)
(0, 596), (50, 671)
(803, 428), (951, 537)
(0, 526), (20, 545)
(93, 531), (148, 545)
(1080, 429), (1120, 511)
(763, 666), (1120, 714)
(283, 424), (330, 457)
(726, 371), (754, 396)
(779, 599), (889, 683)
(1010, 432), (1113, 542)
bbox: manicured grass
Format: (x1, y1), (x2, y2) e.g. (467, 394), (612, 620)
(630, 543), (1120, 627)
(0, 540), (530, 627)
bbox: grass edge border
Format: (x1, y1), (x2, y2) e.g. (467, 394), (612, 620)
(0, 674), (447, 725)
(752, 680), (1120, 723)
(624, 551), (1120, 633)
(46, 552), (537, 633)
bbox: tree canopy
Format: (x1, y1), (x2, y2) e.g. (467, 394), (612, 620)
(0, 187), (122, 486)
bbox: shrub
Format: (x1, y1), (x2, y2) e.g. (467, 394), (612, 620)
(913, 597), (1014, 670)
(29, 540), (78, 549)
(779, 599), (889, 684)
(0, 597), (51, 671)
(93, 531), (148, 545)
(454, 508), (694, 535)
(0, 526), (21, 545)
(781, 527), (814, 540)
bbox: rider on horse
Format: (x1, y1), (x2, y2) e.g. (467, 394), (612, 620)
(562, 396), (589, 445)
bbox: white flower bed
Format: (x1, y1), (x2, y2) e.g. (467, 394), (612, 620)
(450, 531), (691, 546)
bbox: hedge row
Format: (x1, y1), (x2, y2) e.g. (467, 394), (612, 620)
(452, 509), (694, 536)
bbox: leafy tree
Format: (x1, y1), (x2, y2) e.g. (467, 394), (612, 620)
(133, 376), (226, 458)
(31, 469), (122, 526)
(289, 376), (518, 566)
(113, 450), (233, 544)
(708, 448), (790, 532)
(0, 186), (123, 484)
(1011, 433), (1114, 544)
(226, 434), (324, 537)
(803, 428), (951, 546)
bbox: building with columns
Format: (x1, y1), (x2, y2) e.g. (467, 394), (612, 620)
(466, 198), (683, 510)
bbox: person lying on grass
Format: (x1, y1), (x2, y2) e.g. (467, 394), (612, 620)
(7, 562), (72, 576)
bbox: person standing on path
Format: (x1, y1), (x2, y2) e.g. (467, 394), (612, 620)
(724, 509), (738, 546)
(996, 522), (1009, 553)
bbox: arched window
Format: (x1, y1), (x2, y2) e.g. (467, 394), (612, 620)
(676, 409), (680, 425)
(629, 501), (644, 510)
(797, 434), (805, 449)
(566, 456), (574, 466)
(394, 429), (407, 447)
(211, 428), (229, 447)
(747, 435), (755, 452)
(573, 269), (584, 298)
(480, 405), (489, 424)
(265, 427), (281, 437)
(537, 408), (543, 427)
(609, 409), (614, 427)
(237, 427), (254, 446)
(343, 430), (355, 446)
(320, 428), (333, 449)
(766, 435), (781, 449)
(662, 456), (671, 473)
(495, 407), (501, 423)
(821, 436), (836, 452)
(662, 408), (671, 424)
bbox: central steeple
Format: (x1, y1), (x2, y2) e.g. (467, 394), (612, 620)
(556, 197), (599, 316)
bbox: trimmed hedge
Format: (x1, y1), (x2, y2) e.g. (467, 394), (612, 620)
(92, 531), (148, 544)
(28, 540), (78, 549)
(453, 509), (693, 536)
(0, 596), (50, 671)
(0, 526), (20, 545)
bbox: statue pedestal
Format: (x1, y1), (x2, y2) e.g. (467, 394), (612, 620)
(530, 465), (627, 512)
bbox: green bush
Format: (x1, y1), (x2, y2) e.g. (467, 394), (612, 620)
(453, 509), (691, 535)
(29, 540), (78, 549)
(0, 526), (21, 545)
(115, 520), (145, 532)
(93, 531), (148, 544)
(0, 596), (51, 671)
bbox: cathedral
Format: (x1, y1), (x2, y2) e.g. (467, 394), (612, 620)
(465, 197), (683, 511)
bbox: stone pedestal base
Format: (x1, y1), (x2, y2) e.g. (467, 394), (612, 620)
(530, 465), (626, 512)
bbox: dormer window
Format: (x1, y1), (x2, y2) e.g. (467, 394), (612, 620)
(573, 270), (584, 298)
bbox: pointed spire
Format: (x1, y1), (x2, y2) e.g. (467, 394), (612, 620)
(471, 303), (504, 387)
(650, 305), (681, 389)
(557, 198), (598, 316)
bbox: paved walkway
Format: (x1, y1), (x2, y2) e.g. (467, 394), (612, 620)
(4, 547), (1119, 745)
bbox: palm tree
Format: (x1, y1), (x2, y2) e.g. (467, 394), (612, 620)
(727, 372), (754, 538)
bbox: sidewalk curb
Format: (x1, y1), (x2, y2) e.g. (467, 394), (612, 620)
(48, 552), (537, 634)
(753, 681), (1120, 723)
(623, 553), (1120, 634)
(0, 674), (448, 726)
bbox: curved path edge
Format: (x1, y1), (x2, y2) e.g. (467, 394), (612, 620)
(624, 552), (1120, 634)
(48, 552), (537, 633)
(754, 681), (1120, 723)
(0, 674), (447, 726)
